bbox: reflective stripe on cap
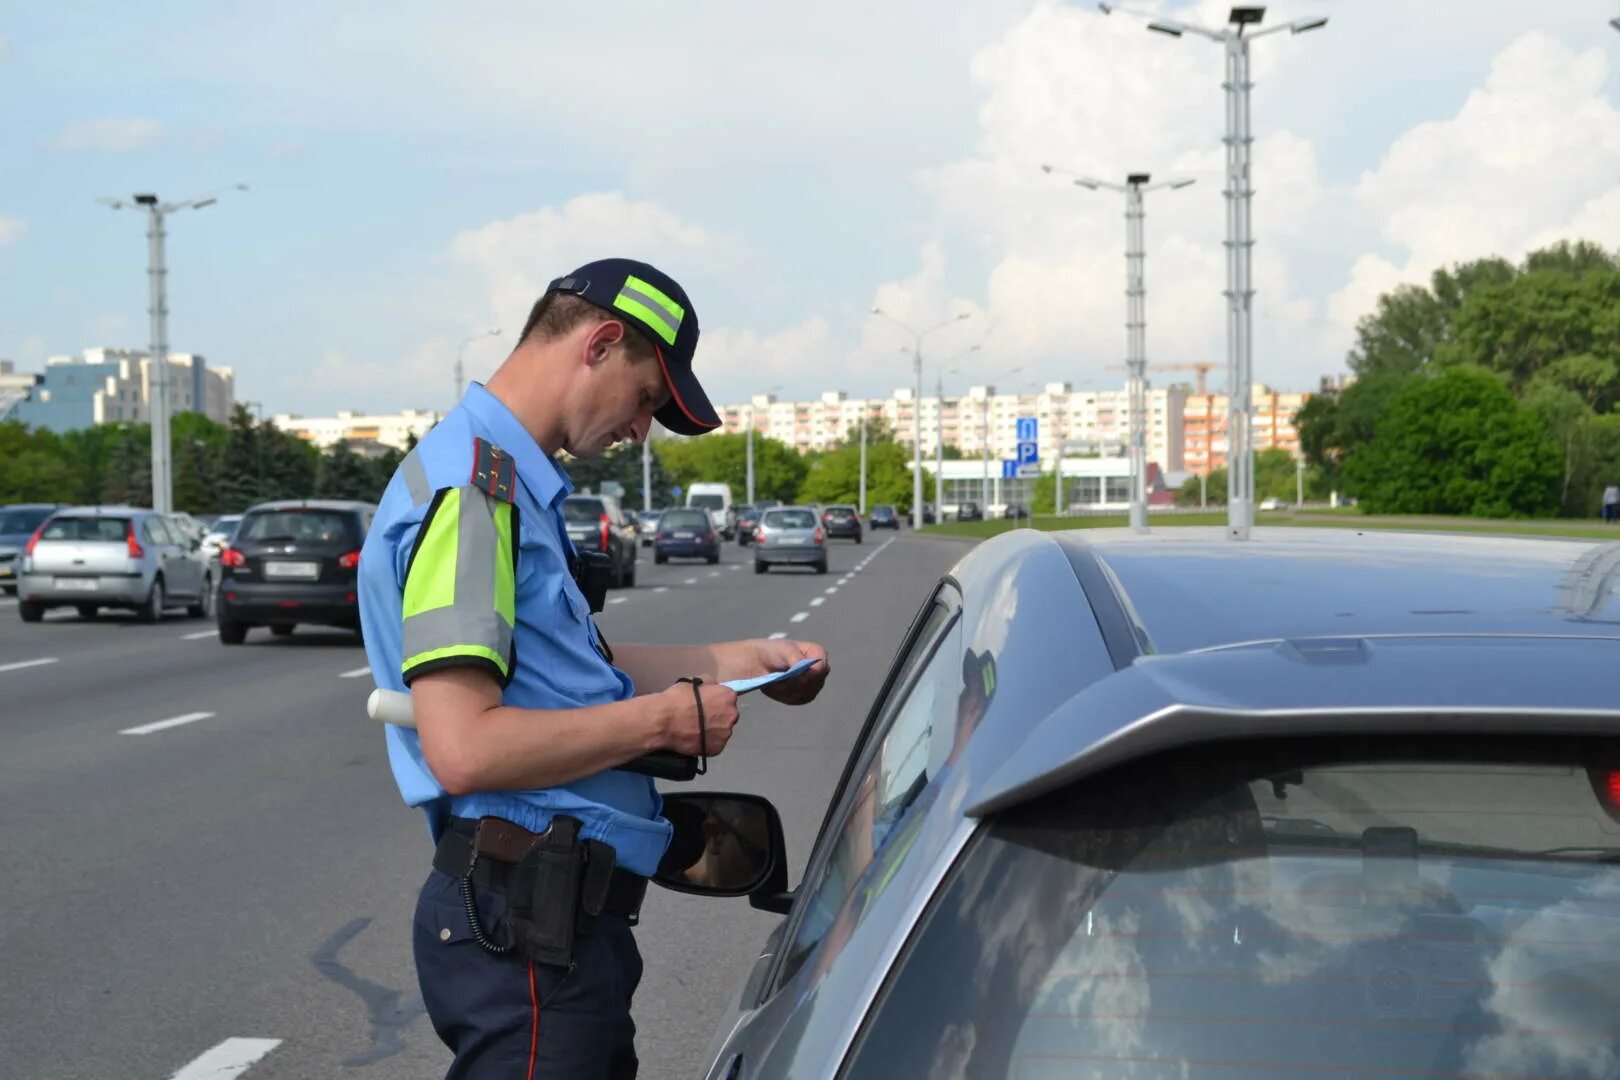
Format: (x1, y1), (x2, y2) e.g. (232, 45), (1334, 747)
(612, 275), (685, 346)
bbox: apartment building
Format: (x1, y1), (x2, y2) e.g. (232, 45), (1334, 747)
(272, 409), (442, 452)
(8, 347), (235, 433)
(1183, 385), (1312, 476)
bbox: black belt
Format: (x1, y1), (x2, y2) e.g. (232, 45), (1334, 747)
(434, 817), (647, 921)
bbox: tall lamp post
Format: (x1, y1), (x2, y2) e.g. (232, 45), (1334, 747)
(1044, 166), (1193, 532)
(933, 345), (981, 521)
(454, 328), (503, 404)
(1100, 3), (1326, 538)
(871, 308), (972, 529)
(744, 386), (782, 506)
(99, 185), (245, 513)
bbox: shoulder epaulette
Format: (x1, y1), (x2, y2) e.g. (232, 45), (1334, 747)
(470, 438), (517, 503)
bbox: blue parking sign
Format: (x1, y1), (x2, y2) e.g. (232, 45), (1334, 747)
(1017, 441), (1039, 466)
(1016, 417), (1038, 442)
(1001, 460), (1019, 479)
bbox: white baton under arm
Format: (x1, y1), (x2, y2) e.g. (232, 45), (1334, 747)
(367, 688), (418, 729)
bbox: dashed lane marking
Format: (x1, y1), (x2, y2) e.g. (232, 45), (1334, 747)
(768, 631), (788, 639)
(120, 711), (214, 736)
(825, 587), (838, 594)
(0, 656), (58, 675)
(810, 598), (825, 607)
(340, 666), (373, 679)
(180, 630), (216, 640)
(169, 1038), (282, 1080)
(708, 571), (721, 578)
(683, 578), (698, 585)
(654, 586), (669, 594)
(730, 564), (742, 571)
(609, 596), (628, 604)
(790, 612), (809, 623)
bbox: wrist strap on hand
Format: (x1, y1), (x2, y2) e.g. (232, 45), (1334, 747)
(675, 676), (708, 776)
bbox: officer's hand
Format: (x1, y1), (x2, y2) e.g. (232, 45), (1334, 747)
(753, 638), (830, 706)
(659, 681), (741, 758)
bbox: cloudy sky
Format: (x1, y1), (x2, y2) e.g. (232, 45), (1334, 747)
(3, 2), (1618, 418)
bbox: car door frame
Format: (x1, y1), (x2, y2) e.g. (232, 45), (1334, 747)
(163, 513), (207, 595)
(141, 515), (189, 597)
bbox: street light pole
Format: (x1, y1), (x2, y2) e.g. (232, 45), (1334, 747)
(99, 185), (244, 514)
(1047, 167), (1193, 533)
(1100, 3), (1327, 539)
(859, 409), (868, 515)
(871, 308), (972, 529)
(642, 437), (652, 513)
(746, 405), (756, 506)
(455, 328), (502, 404)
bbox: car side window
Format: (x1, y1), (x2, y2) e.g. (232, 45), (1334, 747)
(771, 591), (963, 992)
(142, 518), (172, 546)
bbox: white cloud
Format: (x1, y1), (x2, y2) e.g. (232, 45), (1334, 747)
(0, 215), (23, 246)
(47, 116), (167, 152)
(1328, 33), (1620, 332)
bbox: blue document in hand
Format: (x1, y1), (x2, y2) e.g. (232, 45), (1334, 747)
(722, 657), (823, 695)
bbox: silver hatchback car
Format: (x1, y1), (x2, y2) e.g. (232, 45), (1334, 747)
(16, 506), (215, 623)
(752, 506), (828, 575)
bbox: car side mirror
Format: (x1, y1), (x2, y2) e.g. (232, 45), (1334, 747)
(653, 792), (793, 913)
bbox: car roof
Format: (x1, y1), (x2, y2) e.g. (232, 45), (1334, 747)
(245, 500), (375, 512)
(946, 527), (1620, 815)
(50, 505), (152, 517)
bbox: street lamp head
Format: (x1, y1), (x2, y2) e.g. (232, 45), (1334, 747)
(1290, 16), (1327, 33)
(1074, 179), (1101, 190)
(133, 194), (158, 206)
(191, 197), (218, 210)
(1097, 2), (1114, 12)
(870, 306), (883, 315)
(1168, 178), (1197, 190)
(1040, 164), (1055, 173)
(1147, 21), (1183, 36)
(1229, 6), (1266, 26)
(1127, 172), (1152, 186)
(955, 312), (972, 321)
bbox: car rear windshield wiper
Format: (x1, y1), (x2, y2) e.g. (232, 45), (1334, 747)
(249, 534), (299, 543)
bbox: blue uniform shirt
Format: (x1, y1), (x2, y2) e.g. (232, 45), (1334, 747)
(359, 383), (671, 876)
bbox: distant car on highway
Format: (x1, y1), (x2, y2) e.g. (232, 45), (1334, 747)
(1001, 502), (1030, 520)
(16, 506), (214, 623)
(200, 514), (243, 563)
(753, 506), (827, 575)
(0, 503), (64, 595)
(638, 508), (665, 547)
(821, 504), (862, 543)
(216, 499), (375, 643)
(654, 507), (720, 564)
(687, 482), (737, 539)
(657, 527), (1620, 1079)
(563, 494), (639, 587)
(956, 500), (983, 522)
(1259, 496), (1289, 511)
(734, 505), (760, 546)
(868, 504), (900, 530)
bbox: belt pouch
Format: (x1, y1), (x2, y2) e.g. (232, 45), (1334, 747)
(508, 816), (583, 968)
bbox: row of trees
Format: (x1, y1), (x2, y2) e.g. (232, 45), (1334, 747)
(0, 405), (403, 512)
(1297, 241), (1620, 518)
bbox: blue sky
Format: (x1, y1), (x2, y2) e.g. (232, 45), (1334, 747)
(3, 1), (1618, 419)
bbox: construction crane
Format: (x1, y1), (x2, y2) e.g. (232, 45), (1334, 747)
(1105, 361), (1219, 395)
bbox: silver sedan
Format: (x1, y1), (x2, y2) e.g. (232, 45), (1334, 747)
(16, 507), (215, 623)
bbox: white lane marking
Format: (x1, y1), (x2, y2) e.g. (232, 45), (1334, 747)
(825, 587), (838, 595)
(0, 597), (16, 606)
(120, 711), (214, 736)
(809, 597), (825, 607)
(768, 631), (788, 639)
(683, 577), (698, 585)
(339, 666), (373, 679)
(730, 564), (742, 571)
(0, 656), (58, 675)
(609, 596), (628, 605)
(653, 586), (668, 594)
(708, 571), (721, 578)
(180, 630), (216, 640)
(790, 611), (809, 623)
(170, 1037), (283, 1080)
(840, 576), (853, 585)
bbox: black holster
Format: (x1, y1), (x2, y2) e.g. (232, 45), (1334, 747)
(502, 819), (623, 968)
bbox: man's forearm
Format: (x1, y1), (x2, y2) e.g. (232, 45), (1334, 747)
(614, 642), (727, 692)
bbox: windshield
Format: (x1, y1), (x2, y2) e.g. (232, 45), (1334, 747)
(688, 494), (726, 511)
(563, 499), (606, 524)
(764, 509), (817, 529)
(40, 517), (128, 542)
(844, 737), (1620, 1080)
(238, 510), (355, 546)
(661, 510), (711, 530)
(0, 508), (54, 535)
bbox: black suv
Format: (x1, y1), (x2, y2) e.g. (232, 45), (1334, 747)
(821, 505), (863, 543)
(217, 500), (375, 644)
(563, 494), (638, 587)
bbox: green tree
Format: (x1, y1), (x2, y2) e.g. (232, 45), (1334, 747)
(1175, 469), (1224, 508)
(566, 442), (669, 507)
(798, 441), (927, 511)
(655, 433), (806, 504)
(1346, 367), (1561, 517)
(314, 441), (378, 500)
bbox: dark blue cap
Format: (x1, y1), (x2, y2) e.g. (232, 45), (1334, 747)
(545, 258), (720, 437)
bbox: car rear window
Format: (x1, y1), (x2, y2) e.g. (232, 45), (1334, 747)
(0, 508), (54, 535)
(844, 735), (1620, 1079)
(40, 517), (128, 542)
(689, 494), (725, 511)
(563, 499), (607, 524)
(238, 510), (356, 546)
(764, 509), (817, 529)
(661, 509), (710, 529)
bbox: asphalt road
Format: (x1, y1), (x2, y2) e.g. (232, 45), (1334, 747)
(0, 530), (967, 1080)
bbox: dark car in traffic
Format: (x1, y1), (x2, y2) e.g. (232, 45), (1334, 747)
(867, 504), (900, 530)
(653, 527), (1620, 1079)
(217, 500), (375, 643)
(821, 504), (862, 543)
(955, 500), (982, 521)
(563, 494), (638, 587)
(0, 503), (63, 595)
(653, 507), (720, 564)
(734, 504), (760, 546)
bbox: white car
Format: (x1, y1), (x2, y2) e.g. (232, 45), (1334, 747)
(1259, 497), (1289, 511)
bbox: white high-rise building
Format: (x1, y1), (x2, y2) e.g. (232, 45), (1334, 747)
(272, 409), (443, 452)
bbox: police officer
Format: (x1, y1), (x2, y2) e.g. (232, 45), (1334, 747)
(358, 258), (830, 1078)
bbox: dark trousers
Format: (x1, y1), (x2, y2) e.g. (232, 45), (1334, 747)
(414, 869), (643, 1079)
